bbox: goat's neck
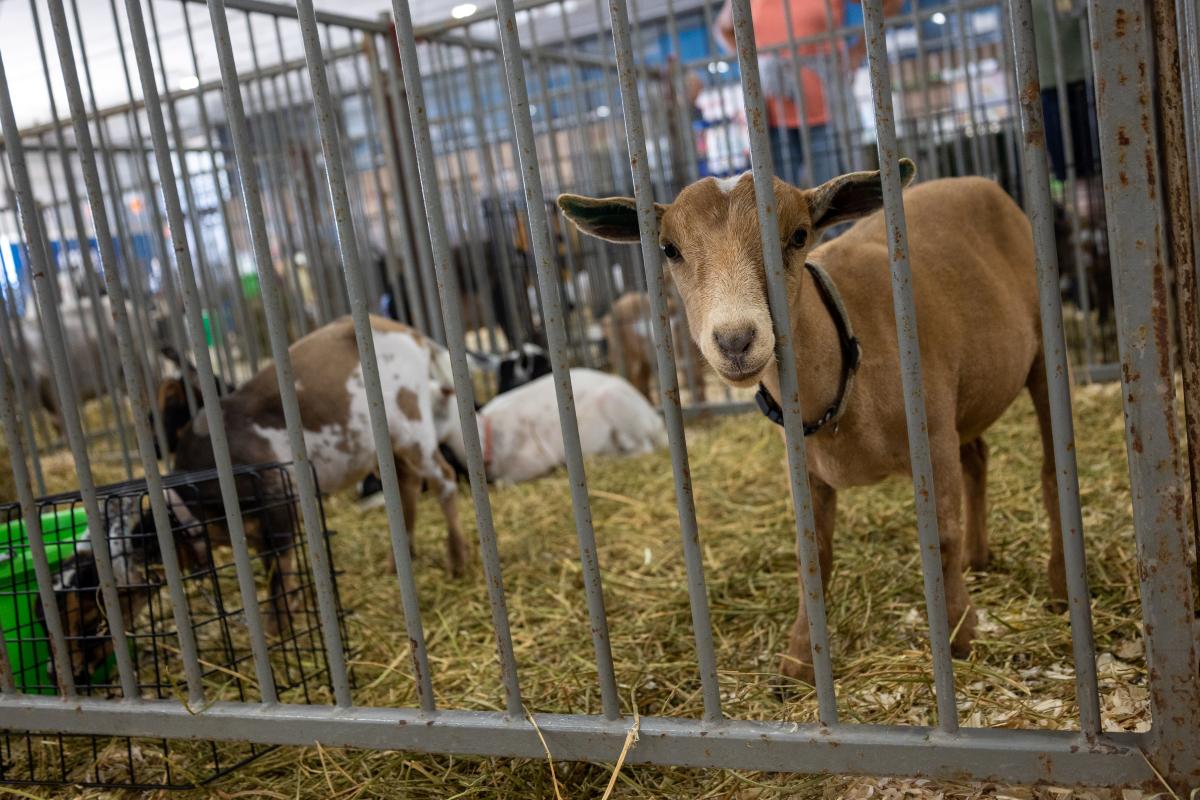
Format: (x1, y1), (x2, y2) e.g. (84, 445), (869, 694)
(764, 264), (844, 424)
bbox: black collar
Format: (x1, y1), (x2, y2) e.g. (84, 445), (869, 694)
(755, 262), (861, 435)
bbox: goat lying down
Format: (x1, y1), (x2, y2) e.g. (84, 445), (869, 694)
(560, 163), (1062, 690)
(443, 369), (667, 484)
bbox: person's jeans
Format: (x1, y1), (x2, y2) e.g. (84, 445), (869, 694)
(768, 123), (842, 187)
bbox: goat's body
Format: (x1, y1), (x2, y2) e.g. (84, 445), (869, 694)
(227, 321), (442, 493)
(771, 177), (1040, 490)
(173, 315), (467, 575)
(602, 291), (708, 403)
(557, 167), (1063, 692)
(464, 368), (666, 484)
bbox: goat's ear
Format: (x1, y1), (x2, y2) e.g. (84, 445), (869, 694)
(807, 158), (916, 230)
(156, 377), (194, 455)
(556, 194), (667, 243)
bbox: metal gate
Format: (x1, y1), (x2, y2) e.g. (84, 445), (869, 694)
(0, 0), (1198, 791)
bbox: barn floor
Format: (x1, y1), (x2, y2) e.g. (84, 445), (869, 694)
(2, 380), (1187, 798)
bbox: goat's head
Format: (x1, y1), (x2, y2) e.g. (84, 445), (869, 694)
(558, 161), (915, 387)
(38, 489), (202, 691)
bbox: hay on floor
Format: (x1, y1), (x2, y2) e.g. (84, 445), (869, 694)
(3, 381), (1182, 798)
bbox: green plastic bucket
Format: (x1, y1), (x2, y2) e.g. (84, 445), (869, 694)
(0, 508), (121, 693)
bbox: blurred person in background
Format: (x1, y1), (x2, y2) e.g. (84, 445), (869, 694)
(713, 0), (901, 186)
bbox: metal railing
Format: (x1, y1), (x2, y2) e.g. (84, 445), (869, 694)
(0, 0), (1197, 791)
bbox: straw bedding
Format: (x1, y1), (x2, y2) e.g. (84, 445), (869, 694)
(2, 380), (1187, 798)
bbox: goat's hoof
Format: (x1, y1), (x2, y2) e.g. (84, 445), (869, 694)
(772, 657), (814, 700)
(950, 638), (974, 660)
(769, 674), (807, 702)
(1045, 596), (1069, 614)
(968, 547), (994, 571)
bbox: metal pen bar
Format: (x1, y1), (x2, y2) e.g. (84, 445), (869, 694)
(0, 255), (45, 496)
(521, 21), (595, 366)
(97, 144), (174, 458)
(90, 0), (199, 423)
(29, 0), (131, 470)
(551, 9), (628, 377)
(244, 15), (311, 339)
(910, 0), (940, 180)
(460, 37), (526, 348)
(429, 43), (499, 364)
(35, 141), (129, 469)
(1180, 0), (1200, 577)
(365, 33), (422, 332)
(182, 0), (386, 31)
(1043, 0), (1093, 372)
(181, 0), (262, 375)
(381, 34), (444, 340)
(0, 34), (139, 699)
(350, 44), (404, 324)
(218, 0), (405, 705)
(551, 10), (623, 370)
(607, 0), (724, 721)
(779, 0), (816, 188)
(862, 0), (957, 732)
(724, 0), (838, 725)
(41, 0), (209, 705)
(0, 693), (1168, 786)
(1152, 0), (1200, 576)
(131, 0), (289, 700)
(273, 16), (339, 331)
(1086, 0), (1200, 781)
(0, 306), (76, 696)
(321, 25), (378, 306)
(391, 0), (524, 715)
(1006, 0), (1100, 739)
(952, 0), (984, 174)
(821, 0), (857, 173)
(296, 0), (431, 710)
(146, 0), (240, 392)
(593, 0), (630, 195)
(494, 0), (621, 719)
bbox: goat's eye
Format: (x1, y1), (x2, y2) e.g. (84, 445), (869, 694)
(661, 242), (681, 261)
(788, 228), (809, 249)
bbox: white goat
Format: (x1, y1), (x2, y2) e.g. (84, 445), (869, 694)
(444, 368), (667, 484)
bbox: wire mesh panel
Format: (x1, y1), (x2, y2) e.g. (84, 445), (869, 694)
(0, 462), (348, 788)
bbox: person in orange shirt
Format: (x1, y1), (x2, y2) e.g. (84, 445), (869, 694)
(714, 0), (901, 186)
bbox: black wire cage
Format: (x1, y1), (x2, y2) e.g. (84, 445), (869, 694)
(0, 462), (350, 790)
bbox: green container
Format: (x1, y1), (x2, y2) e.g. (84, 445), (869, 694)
(0, 508), (120, 693)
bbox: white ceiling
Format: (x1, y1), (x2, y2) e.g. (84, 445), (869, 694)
(1, 0), (484, 131)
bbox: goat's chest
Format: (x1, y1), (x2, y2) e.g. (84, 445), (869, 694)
(796, 427), (907, 490)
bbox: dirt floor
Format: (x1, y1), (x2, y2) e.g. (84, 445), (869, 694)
(1, 380), (1191, 798)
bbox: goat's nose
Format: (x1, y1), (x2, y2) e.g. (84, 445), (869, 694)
(713, 326), (756, 359)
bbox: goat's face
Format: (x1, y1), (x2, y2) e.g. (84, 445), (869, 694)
(558, 161), (915, 387)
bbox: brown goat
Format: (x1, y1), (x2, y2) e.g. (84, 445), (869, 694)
(559, 164), (1063, 690)
(601, 290), (708, 404)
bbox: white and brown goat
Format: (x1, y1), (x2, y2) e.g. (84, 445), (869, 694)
(560, 163), (1064, 689)
(164, 315), (469, 577)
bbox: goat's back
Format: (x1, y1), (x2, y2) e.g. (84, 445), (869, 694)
(816, 177), (1040, 442)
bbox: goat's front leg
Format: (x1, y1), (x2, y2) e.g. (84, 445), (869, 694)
(778, 474), (836, 692)
(420, 449), (468, 578)
(931, 433), (976, 658)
